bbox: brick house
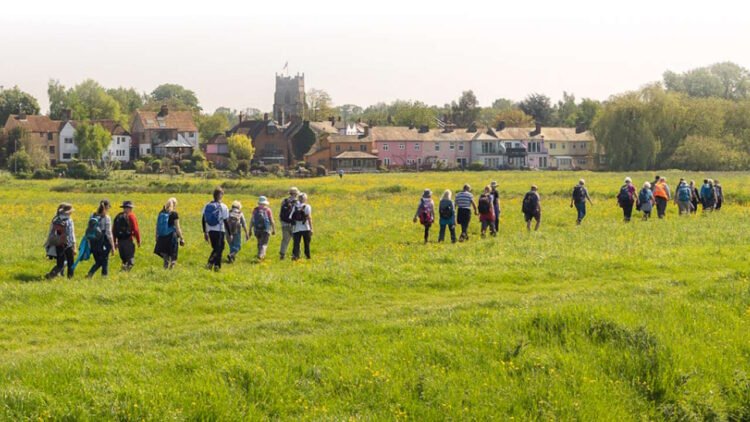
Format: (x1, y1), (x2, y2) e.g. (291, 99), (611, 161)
(130, 105), (198, 159)
(3, 114), (61, 165)
(305, 131), (378, 171)
(372, 126), (475, 169)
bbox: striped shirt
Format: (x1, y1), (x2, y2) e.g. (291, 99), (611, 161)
(455, 191), (474, 209)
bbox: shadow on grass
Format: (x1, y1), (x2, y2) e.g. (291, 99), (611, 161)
(14, 272), (44, 283)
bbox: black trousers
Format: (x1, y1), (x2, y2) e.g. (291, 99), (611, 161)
(51, 246), (75, 278)
(622, 201), (634, 221)
(457, 208), (472, 237)
(655, 197), (668, 218)
(208, 231), (225, 268)
(118, 238), (136, 266)
(89, 242), (111, 276)
(292, 231), (311, 259)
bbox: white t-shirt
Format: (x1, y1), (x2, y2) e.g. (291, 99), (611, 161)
(291, 203), (312, 233)
(202, 202), (230, 232)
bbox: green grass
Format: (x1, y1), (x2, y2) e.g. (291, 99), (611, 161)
(1, 171), (750, 420)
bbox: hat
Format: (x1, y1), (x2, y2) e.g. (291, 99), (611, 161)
(490, 181), (498, 187)
(423, 189), (432, 198)
(258, 196), (269, 206)
(231, 200), (242, 209)
(624, 177), (632, 183)
(289, 187), (299, 195)
(120, 200), (134, 209)
(57, 203), (74, 214)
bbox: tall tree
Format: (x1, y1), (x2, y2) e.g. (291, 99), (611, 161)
(48, 79), (123, 124)
(492, 108), (535, 128)
(337, 104), (363, 121)
(491, 98), (514, 110)
(75, 122), (112, 161)
(196, 113), (230, 142)
(552, 91), (579, 127)
(593, 92), (657, 170)
(0, 86), (40, 126)
(305, 89), (334, 121)
(518, 93), (553, 125)
(450, 90), (480, 128)
(664, 62), (750, 100)
(148, 83), (201, 112)
(47, 79), (68, 120)
(107, 87), (145, 118)
(227, 134), (254, 160)
(574, 99), (601, 131)
(390, 100), (437, 128)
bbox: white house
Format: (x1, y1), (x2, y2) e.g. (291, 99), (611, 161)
(57, 120), (132, 163)
(59, 121), (78, 162)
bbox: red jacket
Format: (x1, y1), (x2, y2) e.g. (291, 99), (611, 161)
(128, 212), (141, 244)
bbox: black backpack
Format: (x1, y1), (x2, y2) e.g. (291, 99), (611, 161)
(572, 185), (585, 202)
(280, 198), (294, 224)
(478, 195), (491, 214)
(522, 192), (539, 213)
(617, 185), (632, 205)
(292, 206), (307, 223)
(113, 212), (131, 240)
(439, 202), (454, 219)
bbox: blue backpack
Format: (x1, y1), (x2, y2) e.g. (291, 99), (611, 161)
(252, 207), (270, 232)
(203, 202), (222, 226)
(638, 189), (651, 204)
(677, 185), (691, 202)
(156, 211), (175, 237)
(85, 215), (103, 242)
(701, 185), (714, 202)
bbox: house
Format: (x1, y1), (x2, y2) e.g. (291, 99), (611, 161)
(471, 127), (508, 169)
(202, 133), (230, 168)
(541, 127), (596, 170)
(130, 105), (198, 159)
(58, 117), (131, 163)
(305, 130), (378, 171)
(228, 114), (303, 166)
(371, 125), (475, 169)
(3, 114), (61, 165)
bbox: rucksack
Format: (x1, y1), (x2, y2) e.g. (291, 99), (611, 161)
(113, 212), (131, 240)
(252, 208), (270, 232)
(203, 201), (222, 226)
(48, 217), (68, 248)
(439, 202), (454, 219)
(522, 192), (539, 213)
(227, 211), (242, 234)
(478, 195), (491, 214)
(280, 198), (295, 224)
(617, 185), (632, 205)
(292, 205), (307, 223)
(572, 185), (585, 202)
(702, 185), (715, 202)
(85, 215), (104, 242)
(418, 199), (434, 225)
(677, 185), (691, 202)
(156, 211), (175, 237)
(638, 189), (650, 204)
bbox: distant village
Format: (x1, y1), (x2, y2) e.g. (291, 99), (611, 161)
(3, 74), (603, 173)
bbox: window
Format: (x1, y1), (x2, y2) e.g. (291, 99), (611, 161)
(414, 144), (420, 151)
(360, 145), (367, 152)
(505, 142), (512, 149)
(64, 137), (73, 144)
(189, 132), (195, 138)
(47, 133), (53, 141)
(383, 143), (389, 151)
(549, 143), (556, 150)
(578, 159), (587, 165)
(482, 142), (495, 154)
(383, 157), (391, 166)
(399, 143), (405, 150)
(335, 145), (341, 152)
(458, 143), (464, 151)
(63, 153), (71, 159)
(49, 146), (55, 153)
(348, 146), (353, 151)
(434, 143), (440, 151)
(116, 138), (120, 145)
(449, 142), (455, 150)
(406, 159), (414, 165)
(572, 143), (577, 149)
(562, 143), (566, 149)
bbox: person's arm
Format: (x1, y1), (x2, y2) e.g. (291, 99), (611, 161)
(202, 213), (209, 242)
(471, 199), (478, 215)
(307, 205), (313, 234)
(413, 201), (422, 222)
(130, 214), (141, 246)
(268, 210), (276, 235)
(587, 189), (593, 205)
(174, 217), (185, 245)
(69, 220), (77, 252)
(106, 216), (116, 254)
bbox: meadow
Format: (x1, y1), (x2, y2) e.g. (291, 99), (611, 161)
(1, 170), (750, 420)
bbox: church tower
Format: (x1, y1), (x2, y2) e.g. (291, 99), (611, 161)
(273, 73), (305, 124)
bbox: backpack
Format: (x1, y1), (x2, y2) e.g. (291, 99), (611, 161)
(227, 211), (242, 234)
(203, 201), (222, 226)
(292, 205), (307, 223)
(156, 211), (175, 237)
(85, 215), (104, 242)
(617, 185), (632, 205)
(418, 199), (434, 225)
(439, 201), (454, 219)
(478, 195), (491, 214)
(48, 217), (68, 248)
(638, 189), (650, 205)
(113, 212), (131, 240)
(572, 185), (585, 203)
(252, 208), (271, 232)
(522, 192), (539, 213)
(280, 198), (295, 224)
(702, 185), (715, 202)
(677, 185), (691, 202)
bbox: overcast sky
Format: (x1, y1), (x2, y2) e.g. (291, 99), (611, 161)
(1, 0), (748, 114)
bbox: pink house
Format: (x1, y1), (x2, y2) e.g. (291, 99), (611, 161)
(371, 126), (475, 169)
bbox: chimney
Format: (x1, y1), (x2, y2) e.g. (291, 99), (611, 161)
(17, 112), (26, 120)
(159, 105), (169, 117)
(496, 121), (506, 131)
(337, 116), (342, 122)
(263, 113), (269, 121)
(418, 125), (429, 133)
(62, 108), (72, 121)
(359, 126), (370, 139)
(530, 122), (542, 137)
(408, 123), (415, 130)
(575, 122), (586, 134)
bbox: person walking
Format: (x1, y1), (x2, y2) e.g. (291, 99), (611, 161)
(690, 180), (700, 214)
(226, 201), (250, 263)
(651, 175), (661, 192)
(454, 184), (478, 242)
(638, 182), (655, 220)
(86, 200), (116, 278)
(675, 179), (693, 215)
(714, 180), (724, 210)
(490, 181), (501, 232)
(700, 179), (716, 212)
(45, 203), (76, 279)
(291, 192), (313, 260)
(477, 186), (496, 238)
(653, 177), (671, 219)
(413, 189), (435, 243)
(570, 179), (593, 225)
(202, 187), (230, 271)
(522, 185), (541, 231)
(250, 196), (276, 260)
(437, 190), (457, 243)
(113, 201), (141, 272)
(154, 197), (185, 269)
(617, 177), (636, 222)
(279, 187), (299, 260)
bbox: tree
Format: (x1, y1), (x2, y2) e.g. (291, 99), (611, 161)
(552, 91), (578, 127)
(450, 90), (480, 128)
(337, 104), (363, 121)
(227, 134), (254, 161)
(574, 99), (601, 131)
(390, 100), (437, 128)
(664, 62), (750, 100)
(7, 150), (32, 174)
(149, 84), (201, 112)
(107, 87), (145, 117)
(75, 122), (112, 161)
(491, 98), (514, 110)
(197, 113), (229, 142)
(593, 92), (658, 170)
(291, 123), (316, 160)
(47, 79), (68, 120)
(0, 86), (40, 126)
(306, 89), (334, 121)
(48, 79), (123, 124)
(518, 93), (554, 125)
(668, 135), (748, 170)
(492, 108), (535, 128)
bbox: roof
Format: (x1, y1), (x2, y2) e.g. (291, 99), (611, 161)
(334, 151), (379, 159)
(327, 134), (370, 143)
(493, 127), (594, 142)
(4, 114), (61, 132)
(89, 120), (130, 136)
(309, 121), (340, 135)
(162, 139), (194, 148)
(207, 133), (228, 144)
(133, 110), (198, 132)
(369, 126), (483, 142)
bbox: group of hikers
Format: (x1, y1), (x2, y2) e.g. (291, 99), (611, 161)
(43, 186), (313, 279)
(413, 176), (726, 242)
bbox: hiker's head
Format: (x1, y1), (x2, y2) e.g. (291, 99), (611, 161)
(298, 193), (308, 203)
(165, 197), (177, 212)
(531, 185), (538, 192)
(714, 179), (720, 185)
(57, 203), (73, 215)
(232, 200), (242, 210)
(258, 196), (270, 206)
(483, 185), (491, 193)
(442, 190), (452, 201)
(655, 175), (661, 180)
(463, 184), (471, 192)
(490, 181), (498, 189)
(579, 179), (585, 186)
(289, 187), (299, 197)
(213, 187), (224, 201)
(121, 201), (134, 214)
(624, 177), (632, 184)
(659, 177), (666, 183)
(708, 179), (714, 185)
(97, 199), (111, 215)
(422, 189), (431, 198)
(690, 180), (695, 186)
(704, 179), (709, 184)
(644, 182), (651, 189)
(679, 178), (685, 183)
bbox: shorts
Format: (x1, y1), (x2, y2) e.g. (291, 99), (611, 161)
(524, 211), (541, 222)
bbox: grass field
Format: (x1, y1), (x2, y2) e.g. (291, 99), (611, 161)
(2, 170), (750, 420)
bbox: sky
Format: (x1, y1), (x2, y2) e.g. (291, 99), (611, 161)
(1, 0), (748, 114)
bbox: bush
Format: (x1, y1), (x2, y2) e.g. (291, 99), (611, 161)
(67, 162), (106, 180)
(236, 160), (251, 174)
(134, 160), (147, 173)
(194, 160), (210, 172)
(150, 160), (162, 173)
(170, 165), (181, 175)
(316, 165), (327, 176)
(467, 162), (486, 171)
(180, 160), (194, 173)
(7, 150), (33, 174)
(268, 164), (283, 175)
(32, 168), (56, 179)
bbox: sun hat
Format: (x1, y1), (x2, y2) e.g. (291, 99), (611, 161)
(289, 187), (299, 195)
(624, 177), (632, 183)
(423, 189), (432, 198)
(490, 181), (498, 187)
(258, 196), (269, 206)
(58, 203), (74, 214)
(120, 200), (135, 209)
(231, 200), (242, 209)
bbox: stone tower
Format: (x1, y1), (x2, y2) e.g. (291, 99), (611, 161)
(273, 73), (305, 125)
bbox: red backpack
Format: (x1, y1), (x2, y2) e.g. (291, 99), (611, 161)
(418, 199), (434, 225)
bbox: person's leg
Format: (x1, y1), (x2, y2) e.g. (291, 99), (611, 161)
(64, 247), (75, 278)
(208, 231), (223, 268)
(215, 232), (225, 269)
(438, 223), (446, 242)
(88, 251), (102, 277)
(280, 224), (292, 259)
(303, 231), (311, 259)
(534, 214), (541, 231)
(101, 249), (109, 276)
(449, 225), (456, 243)
(49, 246), (66, 278)
(526, 215), (531, 231)
(258, 231), (270, 259)
(292, 232), (302, 260)
(576, 202), (585, 224)
(423, 224), (430, 243)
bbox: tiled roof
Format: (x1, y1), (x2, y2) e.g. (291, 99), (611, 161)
(133, 110), (197, 132)
(334, 151), (378, 159)
(89, 120), (130, 136)
(493, 127), (594, 141)
(309, 121), (340, 135)
(4, 114), (60, 132)
(369, 126), (483, 142)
